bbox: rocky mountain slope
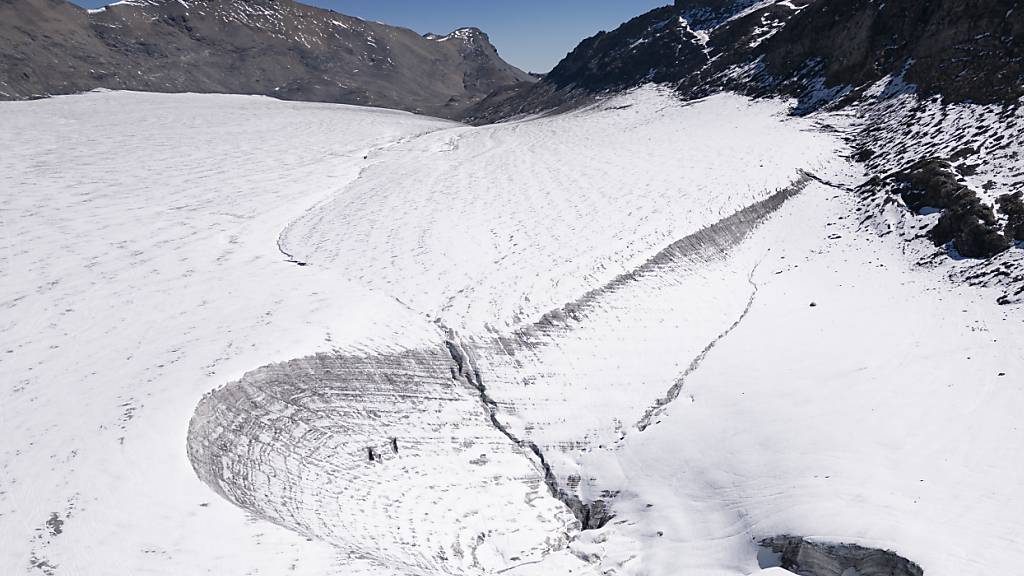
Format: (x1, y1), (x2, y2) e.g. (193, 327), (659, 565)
(470, 0), (1024, 120)
(0, 0), (533, 117)
(469, 0), (1024, 303)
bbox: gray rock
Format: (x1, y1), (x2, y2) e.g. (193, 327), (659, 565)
(469, 0), (1024, 122)
(0, 0), (534, 118)
(761, 535), (924, 576)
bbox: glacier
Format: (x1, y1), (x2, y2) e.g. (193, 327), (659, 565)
(2, 86), (1022, 576)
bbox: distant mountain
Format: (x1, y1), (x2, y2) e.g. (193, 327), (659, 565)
(0, 0), (534, 117)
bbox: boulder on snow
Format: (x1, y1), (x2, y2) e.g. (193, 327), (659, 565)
(889, 158), (1010, 258)
(997, 191), (1024, 242)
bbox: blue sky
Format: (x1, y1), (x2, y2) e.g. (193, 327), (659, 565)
(68, 0), (668, 72)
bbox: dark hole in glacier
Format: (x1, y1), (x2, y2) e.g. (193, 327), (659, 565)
(759, 535), (924, 576)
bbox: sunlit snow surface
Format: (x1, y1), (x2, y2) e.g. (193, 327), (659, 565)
(0, 93), (451, 575)
(2, 86), (1022, 576)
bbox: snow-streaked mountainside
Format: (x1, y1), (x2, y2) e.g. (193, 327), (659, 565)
(471, 0), (1024, 123)
(3, 80), (1023, 576)
(469, 0), (1024, 299)
(0, 0), (533, 117)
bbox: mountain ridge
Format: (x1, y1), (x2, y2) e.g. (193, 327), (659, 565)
(0, 0), (534, 117)
(465, 0), (1024, 122)
(462, 0), (1024, 299)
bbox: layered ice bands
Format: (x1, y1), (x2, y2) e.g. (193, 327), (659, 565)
(7, 85), (1023, 576)
(179, 87), (845, 574)
(277, 87), (841, 334)
(465, 173), (817, 498)
(187, 347), (578, 575)
(185, 171), (821, 575)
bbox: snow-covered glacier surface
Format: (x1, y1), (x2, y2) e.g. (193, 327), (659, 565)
(2, 86), (1022, 576)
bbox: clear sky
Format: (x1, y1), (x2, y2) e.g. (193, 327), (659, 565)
(67, 0), (668, 73)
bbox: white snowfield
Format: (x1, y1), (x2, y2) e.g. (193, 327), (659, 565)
(1, 85), (1022, 576)
(0, 93), (451, 576)
(280, 87), (838, 333)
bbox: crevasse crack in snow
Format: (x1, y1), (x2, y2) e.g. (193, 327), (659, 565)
(636, 259), (762, 433)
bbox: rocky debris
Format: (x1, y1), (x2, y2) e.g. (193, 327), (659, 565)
(930, 200), (1009, 259)
(761, 536), (924, 576)
(468, 0), (822, 123)
(876, 158), (1011, 258)
(463, 175), (815, 531)
(544, 6), (707, 92)
(28, 554), (57, 576)
(44, 513), (63, 537)
(997, 192), (1024, 241)
(466, 0), (1024, 303)
(461, 0), (756, 124)
(0, 0), (533, 118)
(891, 159), (979, 214)
(462, 0), (782, 124)
(757, 0), (1024, 105)
(842, 82), (1024, 300)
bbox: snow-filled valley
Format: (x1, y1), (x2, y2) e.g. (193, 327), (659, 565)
(2, 86), (1022, 576)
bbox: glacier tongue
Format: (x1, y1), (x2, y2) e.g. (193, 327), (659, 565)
(5, 85), (1024, 576)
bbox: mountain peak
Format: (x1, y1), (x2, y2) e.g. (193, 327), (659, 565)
(0, 0), (532, 116)
(426, 27), (490, 44)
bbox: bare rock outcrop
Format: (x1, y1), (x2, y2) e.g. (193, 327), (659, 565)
(762, 536), (924, 576)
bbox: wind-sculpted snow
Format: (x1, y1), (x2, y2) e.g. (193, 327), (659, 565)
(463, 174), (815, 500)
(6, 86), (1024, 576)
(0, 91), (455, 576)
(279, 87), (841, 334)
(187, 347), (578, 575)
